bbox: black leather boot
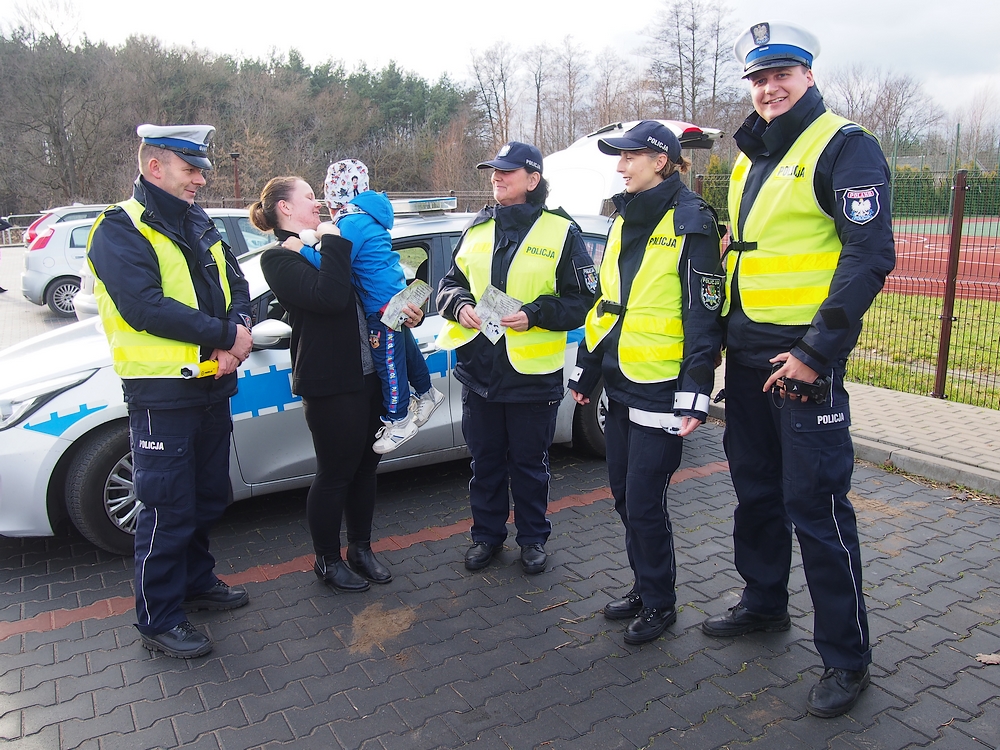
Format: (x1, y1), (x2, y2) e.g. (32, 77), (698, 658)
(313, 556), (369, 592)
(347, 543), (392, 584)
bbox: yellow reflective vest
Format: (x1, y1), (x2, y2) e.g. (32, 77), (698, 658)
(724, 111), (852, 325)
(88, 198), (232, 379)
(585, 211), (684, 383)
(436, 212), (571, 374)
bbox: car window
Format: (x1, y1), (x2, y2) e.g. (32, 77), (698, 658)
(395, 243), (432, 312)
(58, 210), (102, 224)
(212, 218), (231, 247)
(237, 218), (273, 252)
(70, 225), (93, 248)
(582, 234), (606, 266)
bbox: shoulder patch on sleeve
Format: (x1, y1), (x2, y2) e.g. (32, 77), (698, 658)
(578, 264), (598, 294)
(842, 186), (881, 225)
(694, 269), (724, 311)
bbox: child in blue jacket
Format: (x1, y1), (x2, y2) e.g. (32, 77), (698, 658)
(302, 159), (443, 453)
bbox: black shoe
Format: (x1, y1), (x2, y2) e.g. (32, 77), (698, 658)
(314, 556), (370, 592)
(182, 580), (250, 612)
(604, 587), (643, 620)
(807, 667), (871, 718)
(520, 543), (547, 575)
(624, 607), (677, 645)
(701, 603), (791, 637)
(464, 542), (502, 571)
(347, 543), (392, 584)
(139, 621), (212, 658)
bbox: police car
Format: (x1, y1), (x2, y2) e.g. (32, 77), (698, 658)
(0, 198), (611, 555)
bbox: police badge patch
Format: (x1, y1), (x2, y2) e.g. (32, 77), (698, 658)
(751, 23), (770, 45)
(843, 187), (881, 225)
(580, 264), (598, 294)
(698, 273), (723, 311)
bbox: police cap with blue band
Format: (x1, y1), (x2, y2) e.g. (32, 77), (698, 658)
(477, 142), (543, 173)
(597, 120), (682, 163)
(136, 124), (216, 170)
(733, 21), (821, 77)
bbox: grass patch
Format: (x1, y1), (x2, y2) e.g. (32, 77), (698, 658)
(847, 292), (1000, 409)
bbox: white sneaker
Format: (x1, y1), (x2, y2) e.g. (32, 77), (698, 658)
(372, 412), (418, 454)
(413, 387), (445, 427)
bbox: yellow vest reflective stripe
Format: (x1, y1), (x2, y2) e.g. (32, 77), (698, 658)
(88, 198), (233, 379)
(435, 212), (571, 374)
(724, 111), (851, 325)
(585, 211), (684, 383)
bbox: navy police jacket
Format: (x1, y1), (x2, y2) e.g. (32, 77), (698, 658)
(436, 202), (596, 403)
(569, 174), (724, 420)
(88, 177), (252, 409)
(725, 85), (896, 373)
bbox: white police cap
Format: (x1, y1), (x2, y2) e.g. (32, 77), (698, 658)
(136, 124), (216, 170)
(733, 21), (820, 77)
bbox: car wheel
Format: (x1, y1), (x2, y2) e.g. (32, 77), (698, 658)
(572, 376), (607, 458)
(45, 276), (81, 318)
(65, 423), (139, 555)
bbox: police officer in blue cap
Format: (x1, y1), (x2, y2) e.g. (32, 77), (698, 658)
(701, 22), (895, 716)
(569, 121), (724, 645)
(87, 124), (253, 658)
(437, 142), (596, 575)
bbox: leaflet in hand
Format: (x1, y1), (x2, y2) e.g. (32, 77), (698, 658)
(475, 284), (523, 344)
(381, 280), (432, 330)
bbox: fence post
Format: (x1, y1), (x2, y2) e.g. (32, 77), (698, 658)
(932, 169), (967, 399)
(694, 174), (704, 196)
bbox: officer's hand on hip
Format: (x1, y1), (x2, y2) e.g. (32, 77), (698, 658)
(458, 304), (482, 330)
(765, 353), (820, 402)
(501, 310), (529, 332)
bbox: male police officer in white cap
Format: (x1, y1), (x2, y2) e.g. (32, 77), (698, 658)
(87, 124), (253, 658)
(700, 22), (895, 717)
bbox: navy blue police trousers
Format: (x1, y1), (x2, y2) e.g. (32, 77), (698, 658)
(130, 401), (232, 635)
(605, 398), (683, 612)
(462, 388), (559, 547)
(724, 360), (871, 671)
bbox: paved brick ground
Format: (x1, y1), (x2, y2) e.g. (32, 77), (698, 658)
(2, 425), (999, 749)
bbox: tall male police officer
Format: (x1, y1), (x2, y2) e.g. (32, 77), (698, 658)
(88, 124), (253, 658)
(701, 23), (895, 717)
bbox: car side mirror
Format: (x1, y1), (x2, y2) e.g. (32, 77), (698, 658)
(251, 319), (292, 349)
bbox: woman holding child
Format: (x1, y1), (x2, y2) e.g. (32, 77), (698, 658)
(252, 175), (417, 592)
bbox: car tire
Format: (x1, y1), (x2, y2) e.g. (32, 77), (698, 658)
(65, 423), (138, 556)
(572, 377), (607, 458)
(45, 276), (81, 318)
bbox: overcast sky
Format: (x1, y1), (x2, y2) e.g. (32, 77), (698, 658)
(3, 0), (998, 115)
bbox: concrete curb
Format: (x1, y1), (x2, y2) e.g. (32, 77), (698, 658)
(708, 404), (1000, 497)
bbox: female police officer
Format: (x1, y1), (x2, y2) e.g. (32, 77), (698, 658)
(436, 142), (595, 575)
(568, 121), (723, 645)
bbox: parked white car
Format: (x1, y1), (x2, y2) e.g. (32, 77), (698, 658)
(0, 201), (610, 555)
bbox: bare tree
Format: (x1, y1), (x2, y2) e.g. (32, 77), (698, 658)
(548, 36), (590, 151)
(527, 45), (554, 152)
(471, 42), (520, 148)
(591, 48), (641, 129)
(645, 0), (740, 123)
(952, 84), (1000, 170)
(825, 65), (943, 155)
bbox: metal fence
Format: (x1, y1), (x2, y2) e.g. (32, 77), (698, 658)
(698, 170), (1000, 410)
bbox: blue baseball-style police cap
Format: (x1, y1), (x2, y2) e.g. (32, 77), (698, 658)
(597, 121), (682, 163)
(733, 21), (821, 77)
(477, 142), (543, 173)
(136, 124), (216, 170)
